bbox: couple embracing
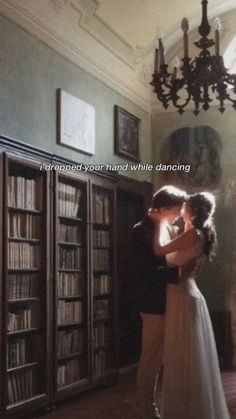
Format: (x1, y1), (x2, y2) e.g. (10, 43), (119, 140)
(134, 186), (230, 419)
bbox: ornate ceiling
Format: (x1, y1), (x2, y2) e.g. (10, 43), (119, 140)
(1, 0), (236, 111)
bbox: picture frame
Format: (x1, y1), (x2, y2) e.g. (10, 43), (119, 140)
(57, 89), (95, 155)
(114, 105), (140, 161)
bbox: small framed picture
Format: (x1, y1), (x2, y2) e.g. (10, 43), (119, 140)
(57, 89), (95, 155)
(114, 105), (140, 161)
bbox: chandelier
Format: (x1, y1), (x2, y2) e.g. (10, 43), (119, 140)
(151, 0), (236, 115)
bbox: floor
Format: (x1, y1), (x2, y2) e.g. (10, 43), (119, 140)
(34, 368), (236, 419)
(224, 370), (236, 418)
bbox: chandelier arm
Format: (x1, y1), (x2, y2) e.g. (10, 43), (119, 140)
(173, 96), (192, 115)
(171, 78), (192, 112)
(150, 0), (236, 114)
(215, 85), (236, 110)
(152, 72), (175, 108)
(202, 85), (213, 110)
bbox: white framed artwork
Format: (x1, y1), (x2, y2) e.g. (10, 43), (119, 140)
(57, 89), (95, 155)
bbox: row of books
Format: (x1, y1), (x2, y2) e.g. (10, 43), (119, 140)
(59, 223), (82, 243)
(57, 358), (80, 387)
(93, 229), (110, 247)
(59, 247), (82, 270)
(94, 300), (109, 320)
(93, 249), (110, 271)
(8, 273), (38, 300)
(57, 330), (84, 358)
(8, 307), (36, 332)
(8, 243), (41, 269)
(94, 274), (111, 295)
(58, 182), (82, 218)
(8, 369), (34, 404)
(57, 272), (83, 297)
(94, 350), (109, 376)
(57, 301), (83, 325)
(93, 324), (110, 349)
(8, 213), (41, 239)
(92, 192), (110, 224)
(8, 176), (42, 210)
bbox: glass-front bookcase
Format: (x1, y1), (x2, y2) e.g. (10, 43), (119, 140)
(54, 172), (89, 399)
(3, 154), (50, 415)
(91, 182), (117, 382)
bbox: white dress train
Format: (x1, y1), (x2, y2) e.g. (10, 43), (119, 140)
(160, 236), (231, 419)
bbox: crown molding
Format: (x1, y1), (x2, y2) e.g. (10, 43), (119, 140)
(51, 0), (71, 11)
(70, 0), (135, 69)
(0, 0), (151, 112)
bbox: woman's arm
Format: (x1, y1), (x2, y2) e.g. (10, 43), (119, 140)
(154, 223), (200, 256)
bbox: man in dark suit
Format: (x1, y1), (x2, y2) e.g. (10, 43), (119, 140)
(134, 185), (187, 418)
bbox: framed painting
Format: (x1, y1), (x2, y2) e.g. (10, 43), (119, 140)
(114, 105), (140, 161)
(57, 89), (95, 155)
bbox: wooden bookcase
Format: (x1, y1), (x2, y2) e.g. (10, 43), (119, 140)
(53, 176), (118, 401)
(0, 136), (118, 417)
(91, 181), (117, 381)
(54, 171), (90, 399)
(2, 153), (51, 416)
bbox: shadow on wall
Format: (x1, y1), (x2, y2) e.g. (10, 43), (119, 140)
(159, 125), (222, 191)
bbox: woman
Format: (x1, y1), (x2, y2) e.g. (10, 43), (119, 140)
(151, 192), (230, 419)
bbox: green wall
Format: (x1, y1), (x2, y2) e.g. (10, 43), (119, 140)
(0, 14), (152, 181)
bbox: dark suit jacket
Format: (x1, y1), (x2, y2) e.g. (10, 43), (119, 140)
(133, 217), (179, 315)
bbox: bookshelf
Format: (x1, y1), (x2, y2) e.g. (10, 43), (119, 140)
(54, 176), (118, 400)
(54, 173), (89, 398)
(3, 155), (50, 415)
(91, 183), (117, 380)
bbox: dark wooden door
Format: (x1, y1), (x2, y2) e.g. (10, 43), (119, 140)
(117, 189), (145, 368)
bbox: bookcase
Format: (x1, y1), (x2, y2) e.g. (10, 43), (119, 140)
(91, 182), (117, 380)
(0, 138), (118, 417)
(2, 153), (50, 416)
(54, 171), (89, 398)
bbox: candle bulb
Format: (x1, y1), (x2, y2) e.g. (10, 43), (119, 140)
(181, 17), (189, 59)
(155, 48), (159, 73)
(183, 33), (189, 59)
(215, 28), (220, 56)
(159, 39), (165, 66)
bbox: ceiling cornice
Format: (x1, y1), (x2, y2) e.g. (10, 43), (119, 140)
(0, 0), (151, 112)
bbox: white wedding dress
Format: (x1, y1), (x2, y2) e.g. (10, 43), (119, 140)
(160, 232), (231, 419)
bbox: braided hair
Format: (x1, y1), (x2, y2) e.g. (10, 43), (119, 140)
(187, 192), (217, 260)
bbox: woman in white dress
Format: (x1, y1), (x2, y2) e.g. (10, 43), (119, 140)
(151, 192), (230, 419)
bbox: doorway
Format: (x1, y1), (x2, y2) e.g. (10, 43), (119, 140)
(117, 189), (146, 368)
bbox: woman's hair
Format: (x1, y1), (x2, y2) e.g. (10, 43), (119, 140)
(152, 185), (187, 210)
(187, 192), (217, 259)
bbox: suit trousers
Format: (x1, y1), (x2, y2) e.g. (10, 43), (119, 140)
(136, 313), (164, 418)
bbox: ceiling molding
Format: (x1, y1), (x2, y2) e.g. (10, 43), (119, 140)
(0, 0), (151, 112)
(50, 0), (71, 11)
(78, 0), (135, 50)
(70, 0), (135, 69)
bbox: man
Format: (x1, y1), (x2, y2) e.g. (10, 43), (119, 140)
(134, 185), (187, 418)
